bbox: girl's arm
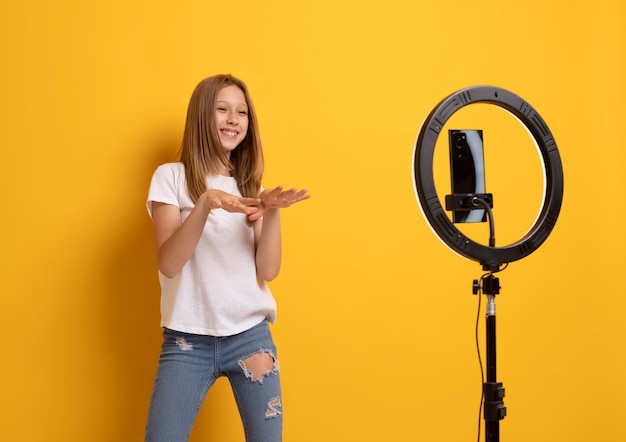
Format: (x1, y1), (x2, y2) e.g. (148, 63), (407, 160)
(254, 208), (282, 282)
(253, 186), (310, 282)
(152, 190), (260, 278)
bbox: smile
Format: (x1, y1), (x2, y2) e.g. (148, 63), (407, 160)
(221, 129), (239, 138)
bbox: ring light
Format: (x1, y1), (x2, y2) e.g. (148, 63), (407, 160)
(412, 86), (564, 269)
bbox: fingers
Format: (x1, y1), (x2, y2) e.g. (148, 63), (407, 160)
(281, 187), (310, 203)
(209, 195), (261, 215)
(239, 197), (263, 206)
(261, 186), (311, 208)
(206, 186), (309, 217)
(292, 188), (311, 202)
(227, 198), (261, 215)
(247, 209), (264, 222)
(262, 186), (284, 200)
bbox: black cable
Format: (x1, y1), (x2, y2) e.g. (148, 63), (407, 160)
(471, 197), (495, 247)
(494, 262), (509, 273)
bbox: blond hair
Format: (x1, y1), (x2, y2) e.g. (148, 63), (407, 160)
(179, 74), (264, 202)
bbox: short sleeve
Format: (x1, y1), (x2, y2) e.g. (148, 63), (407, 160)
(146, 163), (184, 218)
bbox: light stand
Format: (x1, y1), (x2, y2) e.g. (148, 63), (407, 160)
(412, 86), (564, 441)
(475, 272), (506, 442)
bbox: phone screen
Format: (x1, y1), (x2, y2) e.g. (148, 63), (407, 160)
(449, 129), (486, 223)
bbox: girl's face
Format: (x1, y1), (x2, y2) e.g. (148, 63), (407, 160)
(214, 85), (249, 154)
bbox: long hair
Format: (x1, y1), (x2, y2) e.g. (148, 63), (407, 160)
(179, 74), (264, 203)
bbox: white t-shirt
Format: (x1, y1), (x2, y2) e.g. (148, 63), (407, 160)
(147, 162), (276, 336)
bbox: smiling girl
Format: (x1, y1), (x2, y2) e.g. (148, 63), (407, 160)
(145, 74), (309, 441)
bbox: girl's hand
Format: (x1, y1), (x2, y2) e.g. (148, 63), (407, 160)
(202, 189), (261, 216)
(248, 186), (310, 221)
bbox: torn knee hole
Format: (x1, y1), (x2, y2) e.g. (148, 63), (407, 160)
(238, 350), (279, 383)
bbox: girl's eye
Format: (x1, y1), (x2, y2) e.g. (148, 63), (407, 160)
(217, 107), (227, 112)
(238, 111), (248, 116)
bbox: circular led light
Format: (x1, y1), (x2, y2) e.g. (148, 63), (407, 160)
(412, 86), (564, 268)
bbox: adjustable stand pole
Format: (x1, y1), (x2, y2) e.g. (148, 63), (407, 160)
(477, 273), (506, 442)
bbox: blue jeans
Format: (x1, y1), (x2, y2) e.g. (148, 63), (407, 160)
(145, 320), (282, 441)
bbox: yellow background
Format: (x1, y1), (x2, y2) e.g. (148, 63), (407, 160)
(1, 1), (625, 441)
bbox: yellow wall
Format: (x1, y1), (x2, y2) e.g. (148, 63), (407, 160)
(1, 1), (624, 440)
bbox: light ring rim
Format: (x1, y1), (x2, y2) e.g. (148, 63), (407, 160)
(413, 86), (564, 267)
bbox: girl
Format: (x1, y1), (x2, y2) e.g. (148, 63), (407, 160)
(145, 74), (309, 441)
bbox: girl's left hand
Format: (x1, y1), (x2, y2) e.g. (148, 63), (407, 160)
(248, 186), (310, 221)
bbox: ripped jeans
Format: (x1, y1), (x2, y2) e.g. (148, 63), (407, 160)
(145, 320), (282, 442)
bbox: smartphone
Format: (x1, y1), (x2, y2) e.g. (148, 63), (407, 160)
(448, 129), (486, 223)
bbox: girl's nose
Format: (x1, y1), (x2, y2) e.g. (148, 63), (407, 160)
(227, 111), (238, 124)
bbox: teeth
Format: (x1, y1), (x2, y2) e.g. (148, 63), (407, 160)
(222, 130), (237, 137)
